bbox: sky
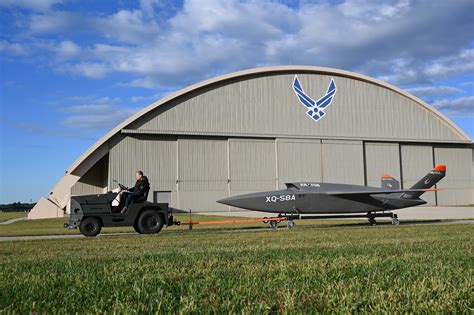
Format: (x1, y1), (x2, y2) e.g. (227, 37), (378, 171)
(0, 0), (473, 204)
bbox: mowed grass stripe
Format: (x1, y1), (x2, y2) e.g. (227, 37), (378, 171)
(0, 212), (27, 223)
(0, 224), (472, 313)
(0, 213), (375, 237)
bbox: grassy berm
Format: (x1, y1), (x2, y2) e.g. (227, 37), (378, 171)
(0, 222), (472, 313)
(0, 211), (27, 223)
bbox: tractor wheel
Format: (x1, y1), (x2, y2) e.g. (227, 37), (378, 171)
(79, 217), (102, 237)
(136, 210), (164, 234)
(133, 222), (141, 234)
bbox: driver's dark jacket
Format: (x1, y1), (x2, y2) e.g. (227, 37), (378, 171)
(128, 176), (150, 197)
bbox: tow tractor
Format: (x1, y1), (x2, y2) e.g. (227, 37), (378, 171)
(64, 182), (180, 237)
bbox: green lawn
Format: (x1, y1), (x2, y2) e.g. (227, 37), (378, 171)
(0, 223), (472, 313)
(0, 211), (27, 223)
(0, 214), (262, 237)
(0, 213), (366, 237)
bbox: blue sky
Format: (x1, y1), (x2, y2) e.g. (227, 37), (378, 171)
(0, 0), (473, 203)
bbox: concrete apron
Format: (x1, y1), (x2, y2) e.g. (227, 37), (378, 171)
(199, 206), (474, 220)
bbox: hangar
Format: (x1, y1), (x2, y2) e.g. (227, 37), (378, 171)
(29, 66), (473, 219)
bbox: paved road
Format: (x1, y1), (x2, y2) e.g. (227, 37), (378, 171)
(0, 219), (472, 242)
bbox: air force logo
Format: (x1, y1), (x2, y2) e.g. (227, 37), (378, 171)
(292, 75), (337, 121)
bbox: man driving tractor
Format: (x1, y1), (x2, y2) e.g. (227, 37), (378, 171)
(121, 170), (150, 213)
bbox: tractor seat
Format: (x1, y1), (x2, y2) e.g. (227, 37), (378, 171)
(134, 187), (150, 203)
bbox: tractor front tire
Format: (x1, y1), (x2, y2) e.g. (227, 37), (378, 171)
(79, 217), (102, 237)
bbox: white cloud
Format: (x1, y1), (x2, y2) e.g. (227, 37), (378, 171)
(462, 82), (474, 88)
(61, 97), (139, 130)
(29, 12), (83, 34)
(378, 49), (474, 85)
(424, 49), (474, 78)
(55, 40), (81, 59)
(62, 108), (138, 130)
(129, 92), (169, 103)
(139, 0), (158, 18)
(95, 10), (160, 44)
(4, 0), (474, 89)
(68, 63), (109, 79)
(10, 122), (94, 140)
(432, 96), (474, 116)
(406, 86), (463, 98)
(122, 77), (161, 89)
(0, 0), (62, 11)
(339, 0), (410, 21)
(62, 97), (121, 114)
(0, 40), (29, 56)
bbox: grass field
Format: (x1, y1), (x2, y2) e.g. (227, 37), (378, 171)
(0, 211), (27, 223)
(0, 214), (270, 237)
(0, 212), (363, 237)
(1, 219), (472, 313)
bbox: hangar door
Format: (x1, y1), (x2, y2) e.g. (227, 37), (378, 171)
(365, 142), (400, 188)
(109, 135), (177, 203)
(178, 139), (228, 212)
(401, 145), (435, 205)
(277, 139), (322, 189)
(434, 147), (472, 205)
(321, 140), (364, 185)
(229, 139), (276, 209)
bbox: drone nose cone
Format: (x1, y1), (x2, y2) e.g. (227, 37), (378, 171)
(217, 193), (263, 210)
(217, 191), (274, 211)
(217, 196), (241, 207)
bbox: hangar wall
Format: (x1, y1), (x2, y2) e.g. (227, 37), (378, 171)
(229, 139), (276, 193)
(321, 140), (364, 185)
(106, 134), (472, 211)
(178, 138), (228, 211)
(365, 142), (401, 188)
(71, 155), (108, 196)
(276, 139), (322, 188)
(128, 74), (462, 142)
(434, 147), (472, 205)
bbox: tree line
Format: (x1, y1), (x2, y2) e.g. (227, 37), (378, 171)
(0, 202), (36, 212)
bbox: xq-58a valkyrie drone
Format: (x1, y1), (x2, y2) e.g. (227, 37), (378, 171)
(218, 165), (446, 226)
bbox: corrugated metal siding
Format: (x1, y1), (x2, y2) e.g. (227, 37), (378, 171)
(434, 147), (472, 205)
(131, 74), (461, 142)
(106, 134), (472, 213)
(178, 139), (228, 212)
(109, 135), (177, 202)
(321, 140), (364, 185)
(401, 145), (435, 205)
(71, 154), (108, 196)
(277, 139), (322, 188)
(71, 182), (104, 195)
(229, 139), (276, 192)
(365, 142), (401, 187)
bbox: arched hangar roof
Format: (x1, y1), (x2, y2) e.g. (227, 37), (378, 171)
(68, 65), (470, 176)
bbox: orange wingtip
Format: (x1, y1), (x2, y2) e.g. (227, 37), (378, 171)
(380, 173), (393, 179)
(433, 165), (447, 171)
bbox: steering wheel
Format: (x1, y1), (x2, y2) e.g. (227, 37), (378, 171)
(118, 183), (128, 191)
